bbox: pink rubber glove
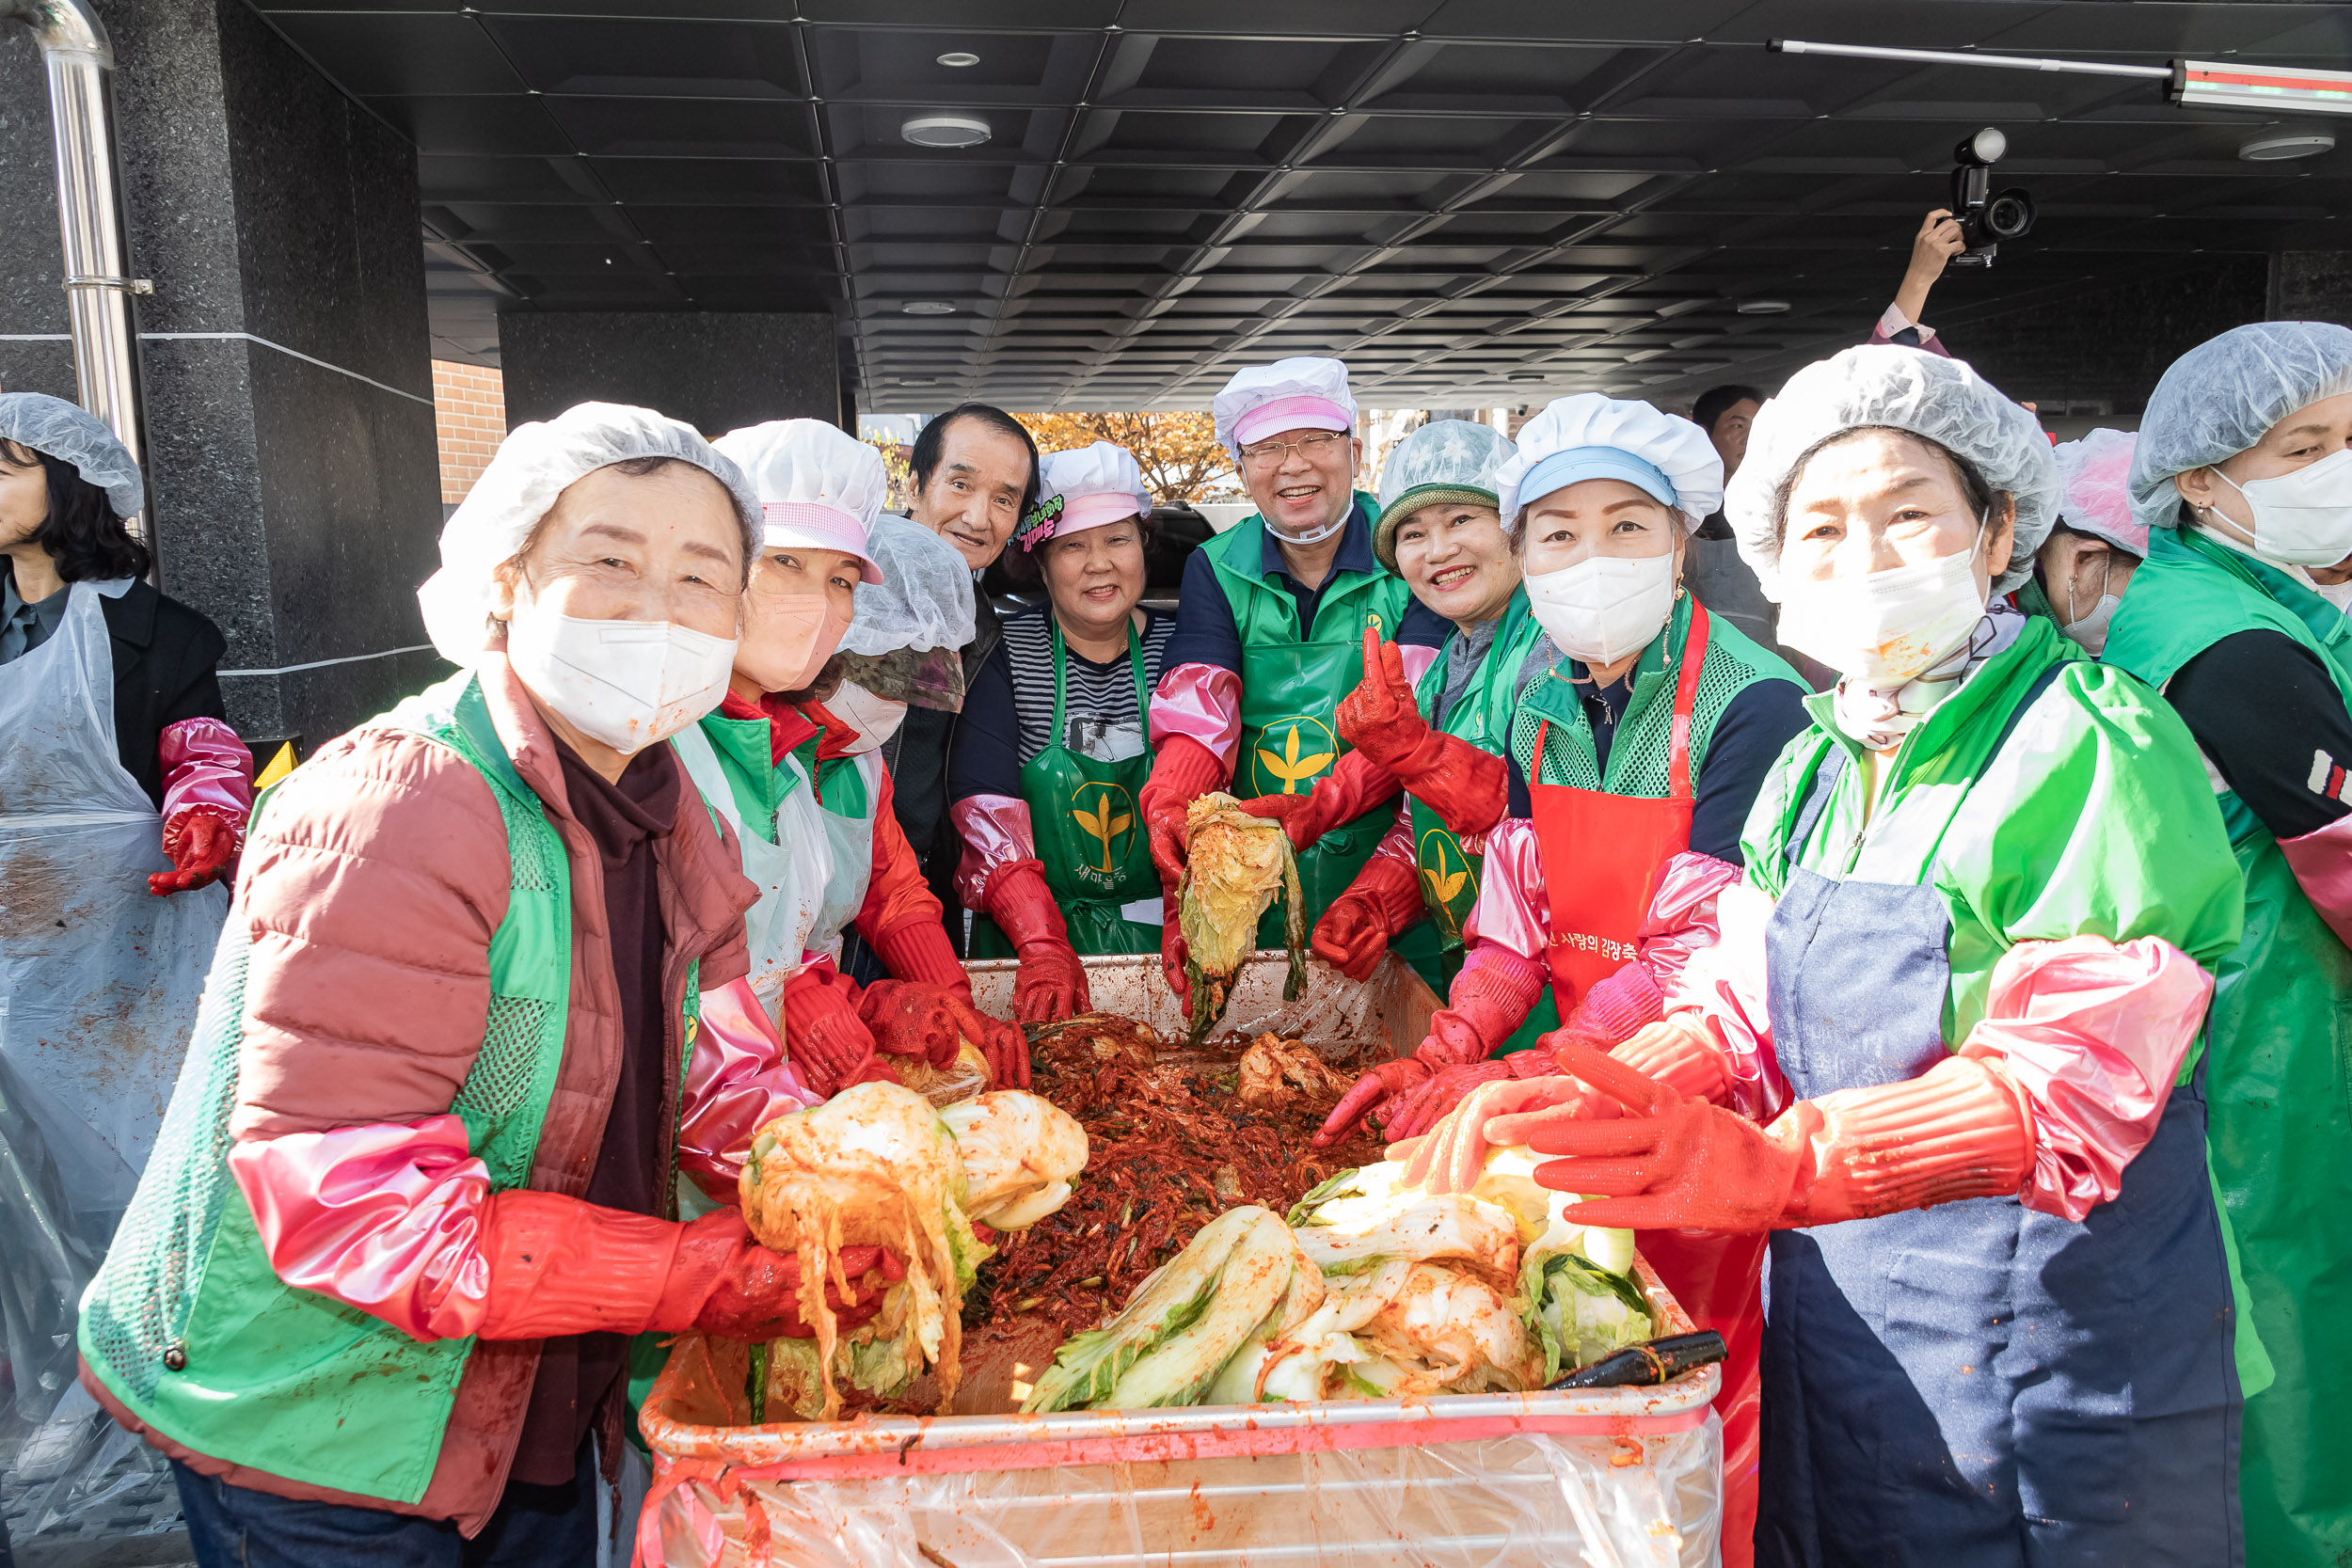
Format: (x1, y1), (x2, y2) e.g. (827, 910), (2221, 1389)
(1563, 959), (1666, 1046)
(1418, 944), (1549, 1067)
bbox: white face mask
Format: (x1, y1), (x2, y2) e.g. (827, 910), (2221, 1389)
(1523, 551), (1678, 668)
(823, 679), (909, 754)
(2211, 448), (2352, 568)
(1778, 526), (1989, 686)
(2058, 593), (2121, 655)
(2313, 577), (2352, 614)
(505, 610), (736, 755)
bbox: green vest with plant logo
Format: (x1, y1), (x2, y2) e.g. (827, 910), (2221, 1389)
(80, 670), (699, 1505)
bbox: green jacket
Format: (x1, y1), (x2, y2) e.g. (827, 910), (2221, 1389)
(2103, 526), (2352, 1568)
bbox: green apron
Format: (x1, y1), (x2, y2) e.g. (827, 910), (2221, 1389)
(1200, 502), (1422, 949)
(2103, 526), (2352, 1568)
(972, 622), (1160, 957)
(1406, 592), (1560, 1053)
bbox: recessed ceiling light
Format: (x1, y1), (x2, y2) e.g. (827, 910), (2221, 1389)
(2240, 132), (2335, 161)
(1736, 299), (1791, 315)
(936, 51), (979, 68)
(900, 300), (956, 315)
(902, 114), (991, 149)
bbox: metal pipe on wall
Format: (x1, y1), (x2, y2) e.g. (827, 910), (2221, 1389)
(3, 0), (152, 560)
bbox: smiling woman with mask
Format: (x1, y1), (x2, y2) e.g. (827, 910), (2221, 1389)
(2101, 321), (2352, 1568)
(704, 420), (1026, 1101)
(1410, 350), (2249, 1566)
(1319, 396), (1807, 1560)
(949, 442), (1176, 1022)
(80, 404), (897, 1563)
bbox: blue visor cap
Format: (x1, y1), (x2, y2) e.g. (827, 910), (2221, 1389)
(1517, 446), (1678, 515)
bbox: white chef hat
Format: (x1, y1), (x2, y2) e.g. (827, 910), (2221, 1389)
(1212, 356), (1358, 456)
(1725, 345), (2056, 600)
(417, 401), (759, 667)
(1013, 440), (1153, 554)
(710, 418), (886, 584)
(1494, 393), (1724, 530)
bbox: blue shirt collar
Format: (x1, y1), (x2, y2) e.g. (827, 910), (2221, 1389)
(1259, 498), (1375, 582)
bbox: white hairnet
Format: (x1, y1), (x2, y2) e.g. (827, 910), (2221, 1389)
(1725, 345), (2057, 600)
(1495, 393), (1724, 528)
(1212, 356), (1357, 456)
(840, 514), (977, 657)
(1373, 420), (1515, 570)
(2051, 429), (2146, 558)
(417, 401), (760, 666)
(0, 392), (143, 518)
(2128, 321), (2352, 535)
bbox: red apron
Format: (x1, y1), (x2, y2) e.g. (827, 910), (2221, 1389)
(1526, 601), (1763, 1566)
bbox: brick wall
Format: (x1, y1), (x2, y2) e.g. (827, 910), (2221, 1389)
(432, 359), (505, 504)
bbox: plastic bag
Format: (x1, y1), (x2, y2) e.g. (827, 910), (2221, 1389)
(640, 1426), (1720, 1568)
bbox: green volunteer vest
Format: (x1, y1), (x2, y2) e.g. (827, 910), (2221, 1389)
(80, 671), (695, 1505)
(1407, 589), (1559, 1052)
(1512, 591), (1801, 796)
(2102, 526), (2352, 1568)
(1201, 499), (1415, 945)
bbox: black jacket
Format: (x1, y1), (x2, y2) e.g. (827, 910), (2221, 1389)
(98, 579), (230, 808)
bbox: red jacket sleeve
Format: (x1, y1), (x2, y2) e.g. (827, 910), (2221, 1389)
(852, 760), (947, 942)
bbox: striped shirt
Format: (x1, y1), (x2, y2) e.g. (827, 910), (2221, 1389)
(948, 604), (1176, 802)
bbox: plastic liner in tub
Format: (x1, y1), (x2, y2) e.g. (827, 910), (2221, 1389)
(634, 1263), (1721, 1568)
(961, 949), (1440, 1063)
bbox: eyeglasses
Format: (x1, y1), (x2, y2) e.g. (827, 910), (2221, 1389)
(1239, 430), (1349, 470)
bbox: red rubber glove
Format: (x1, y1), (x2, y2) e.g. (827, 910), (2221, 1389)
(1140, 733), (1229, 893)
(1313, 1057), (1434, 1146)
(1311, 849), (1425, 981)
(1334, 629), (1430, 769)
(1396, 1070), (1616, 1194)
(662, 1211), (902, 1340)
(947, 990), (1030, 1091)
(471, 1194), (900, 1342)
(1564, 959), (1667, 1046)
(1234, 750), (1399, 853)
(1334, 629), (1510, 837)
(1524, 1039), (2029, 1233)
(982, 861), (1090, 1023)
(1606, 1015), (1734, 1105)
(150, 807), (238, 896)
(1417, 951), (1547, 1068)
(858, 980), (968, 1067)
(780, 968), (878, 1099)
(1381, 1049), (1565, 1142)
(1161, 885), (1191, 1013)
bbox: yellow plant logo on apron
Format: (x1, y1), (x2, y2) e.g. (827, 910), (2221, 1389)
(1067, 781), (1137, 885)
(1416, 826), (1478, 938)
(1252, 717), (1337, 795)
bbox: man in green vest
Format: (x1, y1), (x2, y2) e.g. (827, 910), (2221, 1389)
(1138, 356), (1449, 1000)
(2103, 320), (2352, 1568)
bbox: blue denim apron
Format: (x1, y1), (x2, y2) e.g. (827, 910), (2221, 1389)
(1755, 670), (2242, 1568)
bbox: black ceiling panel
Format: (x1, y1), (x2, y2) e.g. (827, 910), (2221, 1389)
(282, 0), (2352, 403)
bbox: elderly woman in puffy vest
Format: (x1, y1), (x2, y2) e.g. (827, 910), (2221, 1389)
(79, 404), (889, 1563)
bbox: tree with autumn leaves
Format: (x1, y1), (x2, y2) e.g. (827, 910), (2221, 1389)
(1014, 411), (1236, 504)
